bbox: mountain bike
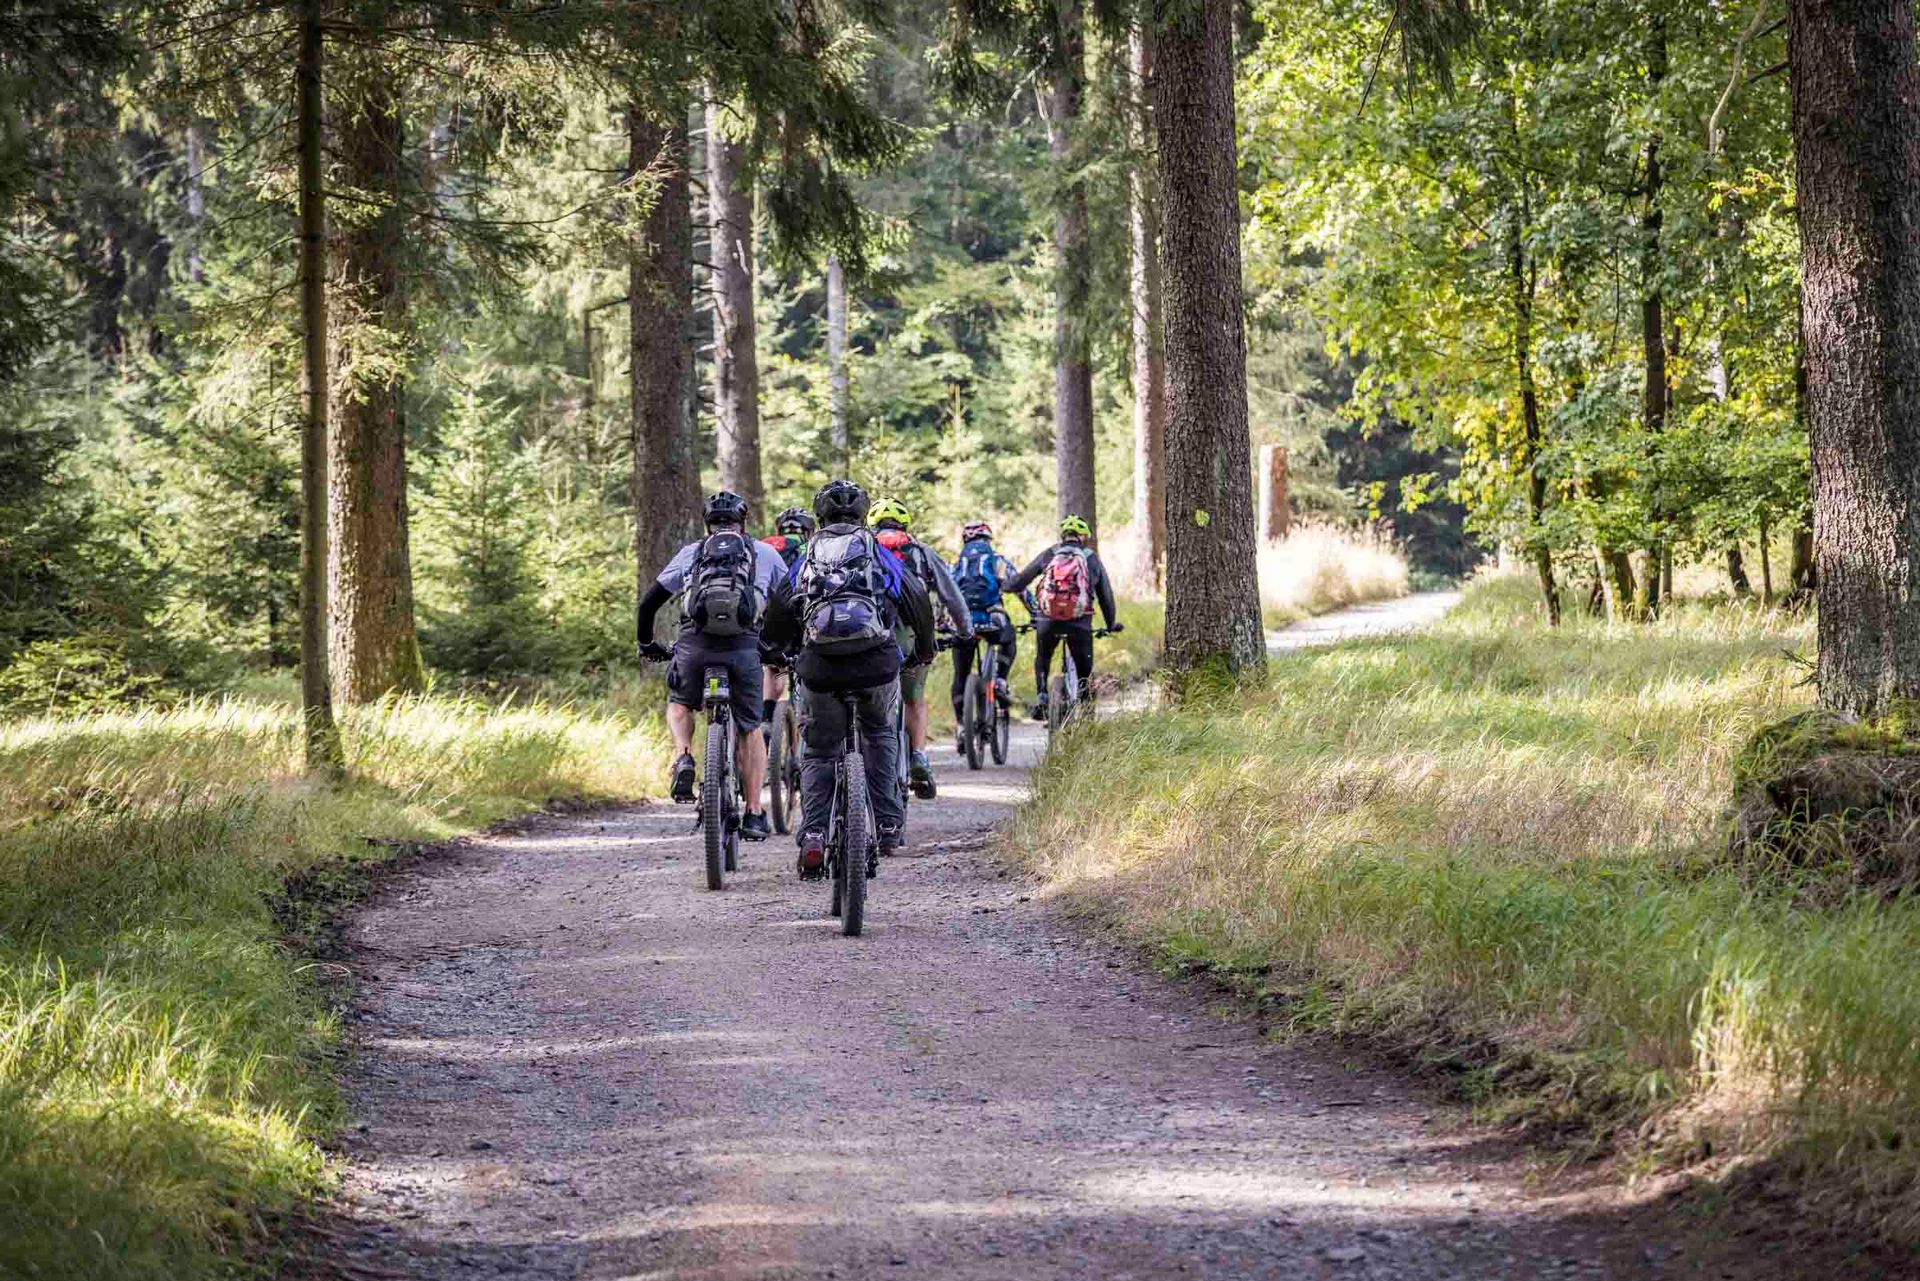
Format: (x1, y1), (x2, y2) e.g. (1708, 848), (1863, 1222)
(1023, 624), (1114, 747)
(959, 622), (1012, 770)
(765, 662), (801, 836)
(823, 691), (875, 937)
(697, 665), (743, 890)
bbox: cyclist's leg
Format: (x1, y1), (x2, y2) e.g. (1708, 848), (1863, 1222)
(664, 642), (701, 799)
(1032, 620), (1061, 714)
(795, 680), (845, 849)
(991, 613), (1017, 683)
(856, 679), (905, 844)
(1067, 621), (1096, 705)
(948, 637), (977, 720)
(760, 665), (785, 738)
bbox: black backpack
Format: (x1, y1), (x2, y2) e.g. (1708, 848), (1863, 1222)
(685, 532), (759, 638)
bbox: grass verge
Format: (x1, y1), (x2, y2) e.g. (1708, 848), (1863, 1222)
(1010, 574), (1920, 1241)
(0, 686), (665, 1280)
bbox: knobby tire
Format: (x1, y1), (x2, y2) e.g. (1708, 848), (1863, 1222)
(840, 752), (869, 937)
(963, 671), (985, 771)
(703, 719), (728, 890)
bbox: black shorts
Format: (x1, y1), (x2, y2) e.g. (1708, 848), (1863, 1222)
(667, 640), (764, 730)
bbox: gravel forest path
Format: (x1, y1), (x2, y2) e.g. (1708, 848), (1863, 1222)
(315, 596), (1896, 1281)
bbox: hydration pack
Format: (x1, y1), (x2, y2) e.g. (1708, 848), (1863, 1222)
(1036, 545), (1094, 621)
(798, 529), (896, 655)
(685, 531), (759, 637)
(760, 533), (804, 571)
(953, 542), (1002, 614)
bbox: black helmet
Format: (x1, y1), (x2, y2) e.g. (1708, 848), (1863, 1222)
(703, 490), (748, 528)
(813, 478), (869, 525)
(775, 506), (816, 537)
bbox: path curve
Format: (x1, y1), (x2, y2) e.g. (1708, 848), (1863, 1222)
(317, 596), (1890, 1281)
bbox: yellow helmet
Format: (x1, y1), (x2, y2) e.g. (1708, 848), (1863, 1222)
(869, 497), (914, 530)
(1060, 514), (1092, 540)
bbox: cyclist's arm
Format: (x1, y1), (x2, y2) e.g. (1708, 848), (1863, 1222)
(635, 580), (674, 648)
(1004, 548), (1050, 595)
(896, 572), (938, 666)
(925, 553), (974, 637)
(1087, 551), (1119, 629)
(760, 577), (799, 656)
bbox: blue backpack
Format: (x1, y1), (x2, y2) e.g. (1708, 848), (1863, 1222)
(953, 541), (1002, 615)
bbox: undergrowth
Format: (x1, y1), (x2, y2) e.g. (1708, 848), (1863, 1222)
(0, 687), (666, 1280)
(1011, 574), (1920, 1241)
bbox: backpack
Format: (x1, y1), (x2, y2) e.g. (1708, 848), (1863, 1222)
(797, 528), (897, 655)
(760, 533), (804, 571)
(685, 532), (760, 638)
(1036, 544), (1094, 622)
(953, 542), (1002, 615)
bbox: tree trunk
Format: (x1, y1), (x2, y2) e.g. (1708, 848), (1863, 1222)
(295, 0), (342, 772)
(326, 56), (422, 705)
(1759, 517), (1774, 599)
(1727, 546), (1752, 595)
(629, 107), (702, 614)
(827, 253), (849, 470)
(1791, 0), (1920, 714)
(705, 93), (763, 514)
(1507, 190), (1560, 626)
(1127, 25), (1166, 589)
(1601, 549), (1636, 621)
(1636, 15), (1669, 621)
(1041, 0), (1097, 533)
(1156, 0), (1266, 676)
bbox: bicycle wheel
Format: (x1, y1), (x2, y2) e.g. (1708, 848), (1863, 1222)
(992, 696), (1010, 764)
(839, 752), (869, 937)
(768, 699), (792, 834)
(702, 719), (728, 890)
(962, 672), (985, 771)
(724, 770), (740, 873)
(1047, 673), (1068, 742)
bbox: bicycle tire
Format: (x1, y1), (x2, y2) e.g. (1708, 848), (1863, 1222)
(840, 752), (869, 937)
(768, 700), (791, 835)
(1047, 674), (1068, 742)
(992, 697), (1010, 764)
(703, 719), (728, 890)
(962, 672), (985, 771)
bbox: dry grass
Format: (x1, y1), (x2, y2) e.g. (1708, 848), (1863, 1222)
(1012, 577), (1920, 1241)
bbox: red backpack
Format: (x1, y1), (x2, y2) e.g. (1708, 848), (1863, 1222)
(1037, 545), (1093, 621)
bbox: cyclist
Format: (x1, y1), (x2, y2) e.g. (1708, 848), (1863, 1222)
(635, 491), (790, 841)
(947, 521), (1033, 745)
(868, 498), (972, 798)
(758, 507), (815, 739)
(761, 480), (936, 877)
(1005, 514), (1122, 722)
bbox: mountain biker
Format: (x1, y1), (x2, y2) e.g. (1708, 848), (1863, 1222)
(758, 507), (816, 739)
(947, 521), (1034, 742)
(1005, 514), (1122, 721)
(868, 498), (972, 799)
(761, 479), (936, 878)
(635, 491), (790, 841)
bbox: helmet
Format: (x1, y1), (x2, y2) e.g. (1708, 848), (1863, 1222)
(869, 497), (914, 531)
(704, 490), (749, 528)
(775, 506), (816, 537)
(1060, 514), (1092, 541)
(813, 478), (870, 525)
(961, 520), (993, 542)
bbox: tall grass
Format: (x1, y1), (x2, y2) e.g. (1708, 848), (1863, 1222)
(0, 690), (665, 1280)
(1012, 578), (1920, 1240)
(1256, 520), (1410, 627)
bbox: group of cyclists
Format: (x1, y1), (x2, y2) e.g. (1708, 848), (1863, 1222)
(636, 479), (1122, 881)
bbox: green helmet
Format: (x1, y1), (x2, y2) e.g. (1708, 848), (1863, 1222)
(1060, 514), (1092, 540)
(869, 497), (914, 530)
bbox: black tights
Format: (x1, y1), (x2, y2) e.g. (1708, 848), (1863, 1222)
(1033, 620), (1094, 703)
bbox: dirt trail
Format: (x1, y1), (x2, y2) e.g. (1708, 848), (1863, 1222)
(317, 597), (1891, 1281)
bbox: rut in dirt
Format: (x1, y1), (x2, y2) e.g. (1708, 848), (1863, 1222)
(316, 597), (1895, 1281)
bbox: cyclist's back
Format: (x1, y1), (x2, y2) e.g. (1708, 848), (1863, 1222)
(1005, 515), (1120, 717)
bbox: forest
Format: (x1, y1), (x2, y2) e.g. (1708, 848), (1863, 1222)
(7, 0), (1920, 1275)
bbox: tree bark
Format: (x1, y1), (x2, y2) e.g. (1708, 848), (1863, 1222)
(1636, 15), (1669, 620)
(1127, 25), (1166, 589)
(827, 253), (849, 470)
(295, 0), (342, 772)
(1156, 0), (1266, 676)
(1507, 190), (1561, 626)
(1041, 0), (1097, 533)
(1727, 546), (1752, 595)
(326, 55), (422, 705)
(630, 107), (702, 613)
(1791, 0), (1920, 714)
(705, 93), (763, 514)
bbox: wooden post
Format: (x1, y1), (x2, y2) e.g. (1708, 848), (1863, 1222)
(1259, 444), (1291, 541)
